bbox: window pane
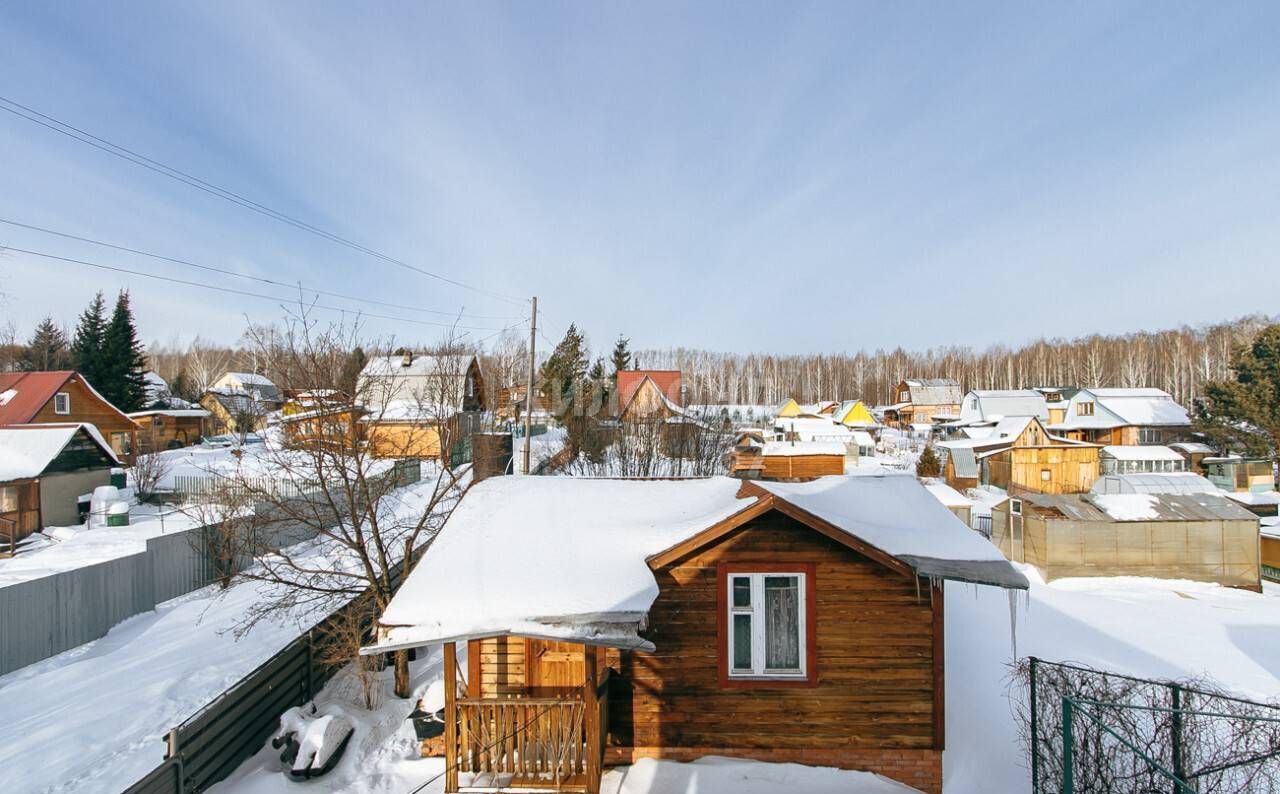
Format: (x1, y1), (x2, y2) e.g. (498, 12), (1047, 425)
(732, 614), (752, 670)
(732, 577), (751, 608)
(764, 576), (800, 670)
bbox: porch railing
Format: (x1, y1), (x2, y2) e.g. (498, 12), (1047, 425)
(447, 670), (611, 794)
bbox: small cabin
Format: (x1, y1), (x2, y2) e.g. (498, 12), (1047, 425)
(0, 424), (119, 545)
(1204, 457), (1275, 494)
(884, 379), (962, 427)
(938, 416), (1099, 495)
(367, 475), (1027, 794)
(1047, 388), (1192, 447)
(128, 408), (211, 452)
(731, 440), (846, 480)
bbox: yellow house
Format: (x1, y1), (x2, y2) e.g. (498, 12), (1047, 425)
(776, 398), (802, 418)
(834, 400), (877, 427)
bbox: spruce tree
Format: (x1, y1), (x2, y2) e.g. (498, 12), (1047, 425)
(539, 324), (589, 409)
(610, 335), (632, 374)
(1196, 323), (1280, 458)
(22, 317), (71, 371)
(71, 291), (107, 385)
(101, 291), (148, 411)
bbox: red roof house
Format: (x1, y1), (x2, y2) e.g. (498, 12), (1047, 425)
(616, 370), (682, 410)
(0, 371), (140, 464)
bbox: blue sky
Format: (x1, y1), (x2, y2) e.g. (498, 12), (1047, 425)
(1, 2), (1278, 356)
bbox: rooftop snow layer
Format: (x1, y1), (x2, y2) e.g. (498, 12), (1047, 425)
(375, 477), (753, 650)
(760, 441), (847, 457)
(1101, 445), (1185, 461)
(754, 475), (1027, 588)
(0, 424), (119, 481)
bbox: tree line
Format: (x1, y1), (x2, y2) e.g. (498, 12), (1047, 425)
(629, 315), (1274, 409)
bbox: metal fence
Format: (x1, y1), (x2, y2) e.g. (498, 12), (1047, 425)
(972, 514), (993, 537)
(1021, 657), (1280, 793)
(0, 524), (224, 676)
(122, 548), (420, 794)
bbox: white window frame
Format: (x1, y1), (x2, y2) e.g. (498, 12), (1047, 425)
(726, 571), (807, 680)
(53, 392), (70, 415)
(1011, 498), (1023, 516)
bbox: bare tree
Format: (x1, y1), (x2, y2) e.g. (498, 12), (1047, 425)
(130, 451), (173, 503)
(313, 594), (384, 710)
(214, 305), (471, 697)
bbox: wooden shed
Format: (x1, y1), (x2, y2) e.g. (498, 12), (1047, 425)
(991, 484), (1261, 589)
(128, 408), (211, 452)
(0, 370), (140, 464)
(939, 416), (1100, 495)
(0, 424), (119, 547)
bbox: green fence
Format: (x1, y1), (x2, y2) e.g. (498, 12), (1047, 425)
(1024, 657), (1280, 793)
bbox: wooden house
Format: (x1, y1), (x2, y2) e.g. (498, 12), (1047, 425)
(1047, 387), (1191, 446)
(616, 371), (682, 415)
(280, 389), (346, 416)
(617, 375), (684, 422)
(938, 416), (1100, 495)
(991, 473), (1260, 589)
(0, 424), (119, 545)
(368, 475), (1027, 794)
(494, 384), (549, 423)
(210, 372), (283, 409)
(353, 354), (486, 462)
(280, 405), (364, 451)
(199, 390), (270, 437)
(883, 379), (962, 427)
(0, 370), (140, 464)
(128, 408), (211, 452)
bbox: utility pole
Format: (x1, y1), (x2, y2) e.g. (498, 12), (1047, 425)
(521, 296), (537, 474)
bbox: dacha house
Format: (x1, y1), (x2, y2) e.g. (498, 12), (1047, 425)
(365, 475), (1026, 794)
(0, 370), (140, 464)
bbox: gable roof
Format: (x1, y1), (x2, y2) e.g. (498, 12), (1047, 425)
(901, 379), (962, 406)
(776, 398), (802, 418)
(0, 423), (119, 481)
(1020, 489), (1256, 523)
(0, 371), (135, 427)
(959, 390), (1048, 424)
(617, 370), (681, 408)
(369, 474), (1026, 654)
(358, 354), (479, 410)
(1053, 387), (1191, 430)
(834, 400), (877, 426)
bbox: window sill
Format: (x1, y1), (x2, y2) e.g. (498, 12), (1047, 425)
(721, 673), (816, 689)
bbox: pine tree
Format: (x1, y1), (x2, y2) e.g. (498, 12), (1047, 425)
(22, 317), (71, 371)
(588, 357), (606, 381)
(610, 335), (632, 374)
(1196, 324), (1280, 458)
(100, 291), (148, 411)
(71, 291), (107, 385)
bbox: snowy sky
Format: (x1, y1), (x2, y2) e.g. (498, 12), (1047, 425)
(1, 2), (1278, 355)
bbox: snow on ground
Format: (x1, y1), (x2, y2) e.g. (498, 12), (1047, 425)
(601, 757), (919, 793)
(0, 500), (207, 587)
(0, 573), (323, 793)
(945, 569), (1280, 792)
(212, 651), (450, 794)
(0, 476), (448, 794)
(520, 425), (568, 472)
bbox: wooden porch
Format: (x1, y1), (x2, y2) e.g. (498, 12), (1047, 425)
(443, 641), (610, 793)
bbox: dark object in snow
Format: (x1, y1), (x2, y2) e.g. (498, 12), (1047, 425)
(409, 691), (449, 757)
(270, 704), (354, 780)
(408, 705), (446, 741)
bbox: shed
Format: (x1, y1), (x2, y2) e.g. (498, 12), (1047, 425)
(0, 424), (119, 539)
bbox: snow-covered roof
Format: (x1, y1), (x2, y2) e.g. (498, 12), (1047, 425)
(359, 354), (474, 380)
(375, 477), (752, 651)
(959, 390), (1048, 424)
(851, 430), (876, 447)
(1100, 445), (1184, 462)
(127, 409), (211, 419)
(760, 441), (847, 457)
(1052, 387), (1191, 430)
(1224, 490), (1280, 508)
(0, 424), (119, 481)
(754, 475), (1027, 588)
(773, 416), (850, 441)
(1024, 490), (1258, 523)
(902, 379), (963, 406)
(372, 474), (1027, 653)
(1169, 442), (1216, 455)
(923, 479), (974, 508)
(222, 372), (274, 386)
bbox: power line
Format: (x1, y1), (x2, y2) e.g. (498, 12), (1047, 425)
(2, 244), (517, 333)
(0, 95), (526, 305)
(0, 217), (521, 321)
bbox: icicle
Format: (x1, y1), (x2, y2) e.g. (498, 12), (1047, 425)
(1007, 588), (1020, 661)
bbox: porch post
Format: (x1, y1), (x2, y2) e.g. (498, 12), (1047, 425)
(444, 642), (459, 793)
(584, 645), (601, 794)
